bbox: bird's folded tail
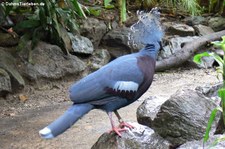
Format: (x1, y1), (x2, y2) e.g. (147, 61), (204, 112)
(39, 103), (94, 139)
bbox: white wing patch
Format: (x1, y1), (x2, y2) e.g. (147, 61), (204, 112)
(113, 81), (139, 92)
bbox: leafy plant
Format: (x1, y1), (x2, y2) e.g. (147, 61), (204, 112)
(164, 0), (201, 15)
(134, 0), (201, 15)
(193, 36), (225, 146)
(2, 0), (86, 62)
(209, 0), (225, 14)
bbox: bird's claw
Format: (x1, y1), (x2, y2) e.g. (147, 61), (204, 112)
(109, 122), (134, 137)
(109, 127), (128, 137)
(119, 122), (134, 130)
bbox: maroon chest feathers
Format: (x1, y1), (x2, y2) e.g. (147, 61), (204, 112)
(136, 56), (156, 97)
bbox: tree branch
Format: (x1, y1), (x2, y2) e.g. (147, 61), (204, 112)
(156, 30), (225, 71)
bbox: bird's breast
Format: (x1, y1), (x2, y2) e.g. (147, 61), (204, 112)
(136, 55), (156, 97)
(137, 56), (156, 75)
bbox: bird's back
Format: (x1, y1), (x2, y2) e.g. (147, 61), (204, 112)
(69, 53), (144, 104)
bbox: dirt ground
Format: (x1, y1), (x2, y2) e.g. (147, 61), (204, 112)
(0, 67), (220, 149)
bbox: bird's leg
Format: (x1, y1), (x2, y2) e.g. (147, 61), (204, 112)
(114, 110), (134, 129)
(107, 112), (127, 137)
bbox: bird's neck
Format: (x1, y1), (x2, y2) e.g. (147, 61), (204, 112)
(140, 43), (160, 60)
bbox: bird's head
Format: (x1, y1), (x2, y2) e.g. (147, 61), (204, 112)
(128, 7), (164, 50)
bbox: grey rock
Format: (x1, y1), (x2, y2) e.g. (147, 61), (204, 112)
(91, 122), (172, 149)
(184, 16), (207, 26)
(19, 41), (86, 80)
(102, 27), (139, 58)
(0, 68), (11, 96)
(89, 49), (111, 71)
(137, 96), (168, 128)
(196, 55), (215, 69)
(152, 89), (219, 146)
(166, 22), (195, 36)
(208, 17), (225, 31)
(111, 21), (119, 30)
(80, 17), (107, 48)
(0, 48), (25, 88)
(103, 27), (130, 47)
(0, 32), (19, 47)
(178, 135), (225, 149)
(196, 83), (222, 98)
(68, 33), (94, 54)
(196, 84), (225, 135)
(194, 24), (215, 36)
(159, 36), (199, 59)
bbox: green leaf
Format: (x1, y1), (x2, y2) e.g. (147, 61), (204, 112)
(31, 27), (42, 50)
(209, 135), (225, 147)
(39, 7), (47, 26)
(71, 0), (87, 18)
(104, 0), (111, 6)
(212, 36), (225, 51)
(88, 7), (102, 16)
(204, 107), (222, 143)
(59, 27), (71, 54)
(105, 4), (115, 9)
(17, 33), (31, 52)
(193, 52), (210, 64)
(212, 41), (223, 47)
(51, 7), (61, 37)
(14, 19), (40, 30)
(219, 88), (225, 102)
(104, 0), (115, 9)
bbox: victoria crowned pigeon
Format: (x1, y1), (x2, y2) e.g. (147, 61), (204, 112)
(39, 7), (163, 138)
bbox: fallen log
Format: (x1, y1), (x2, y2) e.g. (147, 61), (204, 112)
(156, 30), (225, 71)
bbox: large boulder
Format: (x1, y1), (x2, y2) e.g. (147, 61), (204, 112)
(178, 135), (225, 149)
(89, 49), (111, 71)
(102, 27), (140, 58)
(102, 27), (131, 48)
(208, 17), (225, 31)
(164, 22), (195, 36)
(137, 96), (168, 128)
(68, 33), (94, 55)
(0, 48), (25, 89)
(151, 89), (219, 146)
(193, 24), (215, 36)
(19, 41), (86, 80)
(184, 16), (207, 26)
(0, 68), (11, 96)
(0, 32), (19, 47)
(80, 17), (107, 48)
(195, 83), (222, 98)
(91, 122), (172, 149)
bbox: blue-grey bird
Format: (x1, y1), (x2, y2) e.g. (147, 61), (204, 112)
(39, 7), (163, 138)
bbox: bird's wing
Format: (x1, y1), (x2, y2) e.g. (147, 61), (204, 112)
(69, 54), (144, 104)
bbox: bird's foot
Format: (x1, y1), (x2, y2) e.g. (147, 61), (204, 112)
(119, 122), (134, 130)
(109, 127), (128, 137)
